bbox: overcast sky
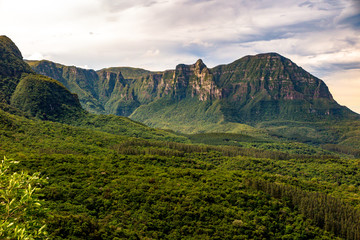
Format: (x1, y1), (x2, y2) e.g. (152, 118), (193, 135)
(0, 0), (359, 113)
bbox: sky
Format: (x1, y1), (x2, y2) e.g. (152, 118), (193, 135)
(0, 0), (359, 113)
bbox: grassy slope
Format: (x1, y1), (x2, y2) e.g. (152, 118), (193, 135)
(130, 97), (224, 132)
(69, 112), (190, 142)
(130, 94), (360, 157)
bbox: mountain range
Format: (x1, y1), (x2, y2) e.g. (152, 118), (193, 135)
(27, 51), (358, 134)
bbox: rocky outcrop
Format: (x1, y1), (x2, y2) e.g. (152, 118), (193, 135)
(190, 59), (222, 101)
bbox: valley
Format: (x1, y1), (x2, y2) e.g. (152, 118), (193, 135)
(1, 35), (360, 239)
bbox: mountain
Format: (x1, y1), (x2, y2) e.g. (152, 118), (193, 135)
(27, 53), (359, 132)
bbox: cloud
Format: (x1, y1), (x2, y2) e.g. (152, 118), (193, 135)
(26, 52), (46, 60)
(101, 0), (163, 13)
(183, 39), (213, 48)
(144, 49), (160, 57)
(339, 13), (360, 29)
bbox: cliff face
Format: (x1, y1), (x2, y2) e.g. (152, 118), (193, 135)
(160, 59), (222, 101)
(27, 52), (358, 127)
(187, 59), (222, 101)
(27, 58), (224, 115)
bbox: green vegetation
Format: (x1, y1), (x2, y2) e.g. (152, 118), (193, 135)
(130, 97), (225, 133)
(2, 35), (360, 239)
(1, 106), (360, 239)
(0, 157), (47, 239)
(69, 112), (190, 142)
(257, 120), (360, 156)
(10, 74), (83, 121)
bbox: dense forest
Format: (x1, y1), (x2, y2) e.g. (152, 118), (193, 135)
(1, 107), (360, 239)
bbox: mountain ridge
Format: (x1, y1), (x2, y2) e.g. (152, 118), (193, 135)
(27, 52), (359, 133)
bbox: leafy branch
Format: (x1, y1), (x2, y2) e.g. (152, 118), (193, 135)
(0, 156), (48, 240)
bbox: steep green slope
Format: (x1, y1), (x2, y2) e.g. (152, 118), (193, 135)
(10, 74), (83, 121)
(0, 37), (191, 144)
(130, 96), (224, 132)
(72, 112), (190, 142)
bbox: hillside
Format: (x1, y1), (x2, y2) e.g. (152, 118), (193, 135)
(0, 35), (188, 142)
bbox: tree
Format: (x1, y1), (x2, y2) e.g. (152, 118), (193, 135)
(0, 156), (47, 239)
